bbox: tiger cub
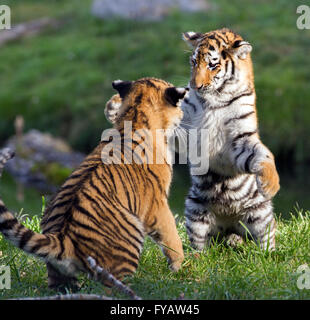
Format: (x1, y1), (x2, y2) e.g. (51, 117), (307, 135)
(0, 78), (185, 296)
(105, 29), (280, 251)
(181, 28), (280, 250)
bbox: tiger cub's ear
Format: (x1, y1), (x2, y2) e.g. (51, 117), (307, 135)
(164, 87), (187, 107)
(182, 31), (204, 48)
(112, 80), (132, 99)
(231, 40), (252, 59)
(105, 94), (122, 124)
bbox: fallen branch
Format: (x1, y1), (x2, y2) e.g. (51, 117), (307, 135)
(11, 294), (113, 300)
(0, 17), (61, 47)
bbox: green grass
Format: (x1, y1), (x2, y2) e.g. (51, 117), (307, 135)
(0, 0), (309, 162)
(0, 209), (309, 300)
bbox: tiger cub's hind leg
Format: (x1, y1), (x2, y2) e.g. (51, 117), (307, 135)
(185, 216), (212, 251)
(185, 199), (218, 250)
(237, 202), (276, 251)
(46, 262), (79, 293)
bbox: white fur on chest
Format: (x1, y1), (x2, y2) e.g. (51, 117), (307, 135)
(182, 88), (255, 176)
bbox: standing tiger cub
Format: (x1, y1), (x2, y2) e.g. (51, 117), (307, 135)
(104, 30), (280, 251)
(0, 78), (185, 296)
(181, 28), (280, 250)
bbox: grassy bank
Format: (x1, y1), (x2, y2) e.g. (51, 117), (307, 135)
(0, 0), (309, 163)
(0, 209), (309, 300)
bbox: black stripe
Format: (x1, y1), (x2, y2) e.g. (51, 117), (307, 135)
(31, 237), (51, 253)
(73, 229), (139, 269)
(224, 91), (253, 108)
(186, 225), (205, 240)
(114, 267), (134, 276)
(208, 178), (257, 204)
(138, 110), (150, 129)
(143, 79), (158, 89)
(149, 217), (157, 229)
(42, 222), (62, 234)
(74, 204), (101, 226)
(88, 175), (105, 199)
(121, 165), (138, 213)
(0, 218), (18, 231)
(224, 59), (228, 73)
(19, 230), (34, 249)
(229, 175), (250, 192)
(187, 195), (207, 206)
(87, 195), (137, 250)
(113, 165), (134, 212)
(211, 35), (221, 47)
(184, 97), (197, 112)
(224, 111), (255, 125)
(217, 58), (232, 93)
(246, 199), (272, 212)
(68, 172), (83, 180)
(55, 190), (76, 201)
(90, 197), (143, 253)
(134, 93), (143, 105)
(44, 212), (64, 225)
(56, 233), (65, 259)
(102, 165), (117, 191)
(247, 216), (261, 224)
(52, 199), (72, 209)
(186, 213), (209, 223)
(231, 59), (235, 77)
(234, 141), (248, 159)
(71, 219), (140, 261)
(244, 150), (256, 173)
(90, 191), (144, 242)
(146, 165), (165, 196)
(216, 33), (229, 45)
(232, 131), (257, 145)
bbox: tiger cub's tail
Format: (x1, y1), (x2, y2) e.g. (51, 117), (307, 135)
(0, 148), (64, 261)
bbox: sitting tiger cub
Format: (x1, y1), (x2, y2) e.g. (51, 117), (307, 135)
(0, 78), (185, 297)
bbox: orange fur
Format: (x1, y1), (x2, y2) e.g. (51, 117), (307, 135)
(257, 160), (280, 199)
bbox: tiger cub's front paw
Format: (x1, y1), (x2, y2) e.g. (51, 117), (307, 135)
(168, 259), (183, 272)
(167, 253), (184, 272)
(256, 161), (280, 199)
(104, 94), (122, 124)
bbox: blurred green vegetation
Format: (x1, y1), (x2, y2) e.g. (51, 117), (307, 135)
(0, 0), (309, 163)
(0, 0), (310, 219)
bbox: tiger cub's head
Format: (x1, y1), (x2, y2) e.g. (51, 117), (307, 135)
(182, 28), (254, 96)
(110, 77), (186, 131)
